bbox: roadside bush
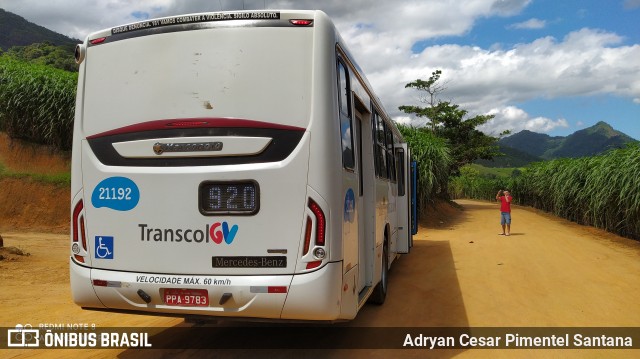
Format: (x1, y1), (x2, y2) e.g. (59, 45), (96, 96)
(451, 144), (640, 240)
(398, 125), (452, 212)
(512, 144), (640, 239)
(449, 166), (509, 201)
(0, 56), (76, 150)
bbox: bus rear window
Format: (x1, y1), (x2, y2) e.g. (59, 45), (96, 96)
(82, 27), (312, 136)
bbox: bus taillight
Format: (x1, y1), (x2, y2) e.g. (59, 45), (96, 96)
(90, 37), (106, 45)
(290, 19), (313, 26)
(303, 199), (326, 270)
(72, 200), (86, 263)
(308, 199), (325, 246)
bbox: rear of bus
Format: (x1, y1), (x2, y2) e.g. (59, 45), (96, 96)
(70, 10), (344, 321)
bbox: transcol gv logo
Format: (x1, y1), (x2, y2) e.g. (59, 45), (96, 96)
(210, 222), (238, 244)
(138, 222), (238, 244)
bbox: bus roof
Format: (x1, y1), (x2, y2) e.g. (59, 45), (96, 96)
(86, 10), (324, 43)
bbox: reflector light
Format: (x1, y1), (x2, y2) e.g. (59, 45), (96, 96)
(90, 37), (106, 45)
(79, 215), (87, 251)
(74, 254), (85, 263)
(93, 279), (108, 287)
(306, 261), (321, 270)
(251, 286), (288, 293)
(267, 286), (288, 294)
(308, 199), (326, 246)
(290, 19), (313, 26)
(72, 201), (84, 243)
(302, 216), (312, 256)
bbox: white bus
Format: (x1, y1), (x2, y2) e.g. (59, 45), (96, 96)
(70, 9), (417, 321)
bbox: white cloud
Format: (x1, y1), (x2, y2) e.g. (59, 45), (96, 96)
(490, 0), (532, 15)
(392, 116), (414, 126)
(481, 106), (568, 135)
(508, 18), (546, 30)
(624, 0), (640, 9)
(393, 28), (640, 134)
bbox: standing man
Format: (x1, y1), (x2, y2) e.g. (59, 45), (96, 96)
(496, 190), (513, 236)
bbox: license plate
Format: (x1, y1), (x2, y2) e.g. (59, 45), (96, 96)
(163, 288), (209, 307)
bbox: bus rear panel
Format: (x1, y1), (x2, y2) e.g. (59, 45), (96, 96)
(70, 10), (413, 322)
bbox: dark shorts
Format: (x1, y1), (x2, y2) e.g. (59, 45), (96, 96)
(500, 212), (511, 225)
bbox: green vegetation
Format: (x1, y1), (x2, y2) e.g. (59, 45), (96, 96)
(0, 161), (70, 186)
(0, 56), (77, 151)
(465, 163), (521, 179)
(450, 144), (640, 240)
(4, 42), (77, 72)
(512, 144), (640, 239)
(398, 70), (505, 215)
(475, 143), (543, 168)
(449, 165), (509, 202)
(398, 125), (452, 210)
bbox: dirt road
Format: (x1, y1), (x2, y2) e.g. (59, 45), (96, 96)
(1, 199), (639, 358)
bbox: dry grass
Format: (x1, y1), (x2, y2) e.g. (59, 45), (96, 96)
(0, 132), (70, 175)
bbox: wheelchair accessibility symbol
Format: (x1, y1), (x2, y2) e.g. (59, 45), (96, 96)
(95, 236), (114, 259)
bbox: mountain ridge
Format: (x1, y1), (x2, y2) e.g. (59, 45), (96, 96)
(480, 121), (637, 167)
(500, 121), (636, 161)
(0, 8), (78, 51)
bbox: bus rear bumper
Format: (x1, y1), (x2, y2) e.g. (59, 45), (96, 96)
(70, 260), (343, 321)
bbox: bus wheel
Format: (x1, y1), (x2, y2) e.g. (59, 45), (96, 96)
(369, 241), (388, 305)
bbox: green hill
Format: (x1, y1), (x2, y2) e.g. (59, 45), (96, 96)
(498, 121), (637, 161)
(475, 144), (543, 168)
(499, 130), (563, 159)
(551, 121), (636, 158)
(0, 8), (78, 51)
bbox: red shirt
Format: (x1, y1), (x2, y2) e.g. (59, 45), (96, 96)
(499, 196), (512, 213)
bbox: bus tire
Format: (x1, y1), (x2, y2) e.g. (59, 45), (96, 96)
(369, 240), (388, 305)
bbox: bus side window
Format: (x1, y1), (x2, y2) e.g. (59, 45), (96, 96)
(337, 60), (355, 170)
(385, 123), (396, 182)
(372, 112), (380, 176)
(396, 148), (405, 196)
(373, 112), (387, 178)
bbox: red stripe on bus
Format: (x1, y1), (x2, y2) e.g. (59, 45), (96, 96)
(86, 118), (306, 139)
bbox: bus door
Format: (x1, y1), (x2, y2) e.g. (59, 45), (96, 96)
(411, 160), (418, 236)
(354, 103), (373, 293)
(396, 143), (412, 253)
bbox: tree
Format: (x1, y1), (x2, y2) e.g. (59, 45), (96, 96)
(399, 70), (504, 174)
(398, 70), (445, 132)
(398, 125), (452, 208)
(4, 42), (77, 72)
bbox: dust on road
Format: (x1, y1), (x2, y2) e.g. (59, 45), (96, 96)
(1, 200), (639, 358)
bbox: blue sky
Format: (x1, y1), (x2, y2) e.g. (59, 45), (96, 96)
(0, 0), (638, 139)
(418, 0), (640, 50)
(407, 0), (640, 138)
